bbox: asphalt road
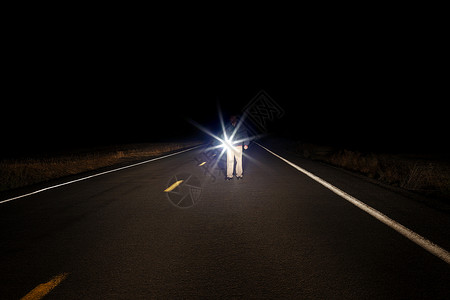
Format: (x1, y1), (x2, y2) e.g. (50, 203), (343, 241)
(1, 141), (449, 299)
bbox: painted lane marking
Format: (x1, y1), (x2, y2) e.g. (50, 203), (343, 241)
(257, 143), (450, 265)
(0, 145), (202, 205)
(21, 273), (69, 300)
(198, 161), (207, 166)
(164, 180), (184, 192)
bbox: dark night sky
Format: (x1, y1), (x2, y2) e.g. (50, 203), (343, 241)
(3, 10), (447, 157)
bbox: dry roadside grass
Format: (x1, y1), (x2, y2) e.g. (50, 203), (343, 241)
(0, 142), (200, 192)
(296, 142), (450, 201)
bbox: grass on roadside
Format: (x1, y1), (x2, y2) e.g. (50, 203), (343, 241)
(0, 142), (200, 192)
(295, 142), (450, 201)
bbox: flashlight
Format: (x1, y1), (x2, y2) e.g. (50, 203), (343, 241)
(221, 137), (233, 149)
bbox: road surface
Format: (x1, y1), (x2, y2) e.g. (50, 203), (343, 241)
(1, 141), (449, 299)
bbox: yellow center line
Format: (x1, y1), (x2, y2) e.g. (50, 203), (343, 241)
(198, 162), (207, 166)
(21, 273), (69, 300)
(164, 180), (184, 192)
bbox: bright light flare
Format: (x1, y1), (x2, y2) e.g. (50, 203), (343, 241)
(220, 137), (233, 150)
(187, 103), (266, 173)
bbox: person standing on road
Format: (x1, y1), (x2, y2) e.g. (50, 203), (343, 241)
(224, 115), (249, 180)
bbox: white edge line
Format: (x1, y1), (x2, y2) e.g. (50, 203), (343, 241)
(0, 145), (202, 205)
(256, 142), (450, 265)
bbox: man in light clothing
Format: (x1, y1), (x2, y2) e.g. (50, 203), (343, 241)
(224, 115), (249, 180)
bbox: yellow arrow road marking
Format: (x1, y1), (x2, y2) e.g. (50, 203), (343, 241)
(164, 180), (184, 192)
(21, 273), (69, 300)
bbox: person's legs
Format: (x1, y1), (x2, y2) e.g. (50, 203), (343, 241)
(226, 147), (235, 178)
(235, 146), (243, 177)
